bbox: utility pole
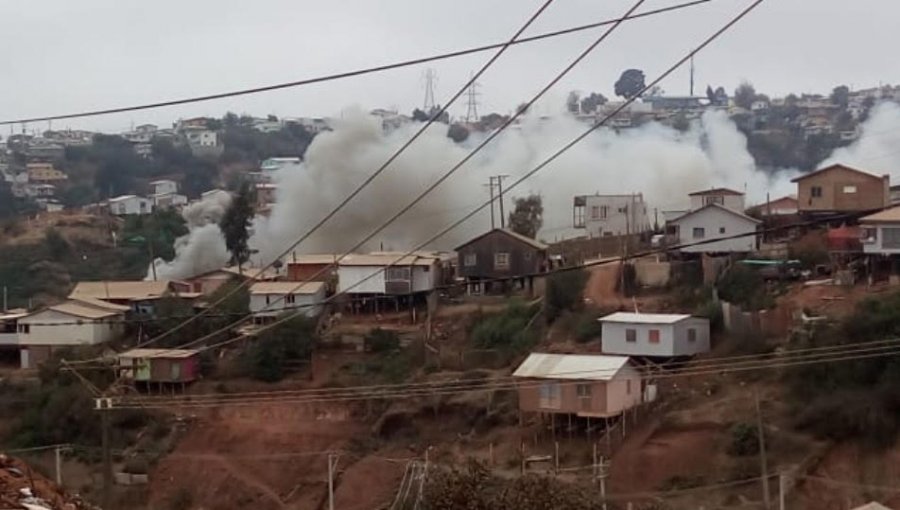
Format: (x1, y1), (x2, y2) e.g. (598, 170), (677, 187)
(494, 175), (510, 229)
(148, 241), (158, 282)
(779, 471), (786, 510)
(54, 445), (62, 486)
(327, 452), (338, 510)
(484, 177), (496, 229)
(96, 398), (113, 510)
(594, 455), (610, 510)
(756, 393), (771, 510)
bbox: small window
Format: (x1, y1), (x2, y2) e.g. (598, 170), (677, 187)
(704, 195), (724, 206)
(719, 227), (726, 234)
(590, 205), (600, 220)
(265, 295), (270, 305)
(285, 294), (296, 305)
(625, 328), (636, 343)
(464, 253), (477, 267)
(648, 329), (660, 344)
(617, 207), (627, 214)
(688, 328), (697, 342)
(576, 384), (592, 398)
(600, 206), (609, 219)
(842, 185), (857, 194)
(626, 379), (632, 395)
(692, 227), (705, 239)
(494, 252), (510, 270)
(17, 324), (30, 334)
(811, 186), (823, 198)
(423, 265), (430, 272)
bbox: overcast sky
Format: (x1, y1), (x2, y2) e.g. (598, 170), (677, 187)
(1, 0), (897, 134)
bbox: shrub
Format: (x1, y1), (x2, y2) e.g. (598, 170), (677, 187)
(470, 302), (537, 355)
(574, 313), (603, 343)
(244, 314), (317, 382)
(365, 328), (400, 353)
(716, 265), (772, 310)
(728, 422), (760, 456)
(545, 268), (588, 322)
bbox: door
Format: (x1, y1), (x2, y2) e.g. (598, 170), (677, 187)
(170, 361), (181, 382)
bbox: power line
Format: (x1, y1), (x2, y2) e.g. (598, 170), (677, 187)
(128, 0), (651, 357)
(118, 0), (559, 354)
(0, 0), (712, 126)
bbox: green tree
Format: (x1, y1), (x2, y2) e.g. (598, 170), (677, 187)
(0, 180), (17, 218)
(245, 314), (317, 382)
(447, 123), (469, 143)
(734, 81), (757, 109)
(830, 85), (850, 109)
(507, 194), (543, 239)
(219, 182), (255, 272)
(614, 69), (645, 99)
(545, 268), (588, 322)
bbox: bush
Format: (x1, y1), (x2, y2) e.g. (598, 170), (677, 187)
(365, 328), (400, 353)
(244, 314), (317, 382)
(716, 265), (773, 310)
(545, 268), (588, 322)
(728, 422), (760, 456)
(470, 302), (537, 355)
(574, 312), (603, 343)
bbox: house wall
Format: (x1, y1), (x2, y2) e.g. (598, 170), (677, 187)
(189, 273), (234, 295)
(689, 194), (745, 212)
(151, 181), (178, 195)
(581, 195), (651, 237)
(18, 310), (122, 347)
(249, 287), (326, 318)
(287, 263), (333, 282)
(601, 322), (678, 357)
(674, 208), (758, 253)
(672, 318), (711, 355)
(605, 364), (643, 415)
(516, 369), (642, 417)
(457, 230), (547, 280)
(110, 198), (152, 215)
(337, 265), (386, 294)
(150, 357), (198, 383)
(862, 223), (900, 254)
(797, 167), (889, 212)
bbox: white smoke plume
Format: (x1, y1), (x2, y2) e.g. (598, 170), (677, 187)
(153, 100), (900, 279)
(820, 101), (900, 179)
(149, 190), (232, 280)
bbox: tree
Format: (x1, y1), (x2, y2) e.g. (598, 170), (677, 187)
(411, 108), (429, 122)
(219, 182), (255, 271)
(447, 123), (470, 143)
(245, 314), (317, 382)
(507, 194), (543, 239)
(545, 268), (587, 322)
(566, 91), (581, 114)
(734, 81), (757, 109)
(579, 92), (607, 114)
(223, 112), (240, 128)
(614, 69), (645, 99)
(0, 180), (17, 218)
(830, 85), (850, 108)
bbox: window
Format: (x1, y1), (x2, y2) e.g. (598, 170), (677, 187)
(703, 195), (724, 206)
(688, 328), (697, 342)
(285, 294), (296, 305)
(576, 384), (592, 398)
(884, 228), (900, 249)
(648, 329), (660, 343)
(386, 267), (411, 281)
(590, 205), (600, 220)
(692, 227), (705, 239)
(265, 295), (270, 305)
(625, 328), (636, 343)
(464, 253), (477, 266)
(626, 379), (632, 395)
(811, 186), (823, 198)
(719, 227), (726, 234)
(494, 252), (510, 270)
(539, 382), (561, 409)
(842, 185), (857, 194)
(17, 324), (30, 334)
(423, 265), (430, 272)
(862, 228), (877, 243)
(617, 207), (627, 214)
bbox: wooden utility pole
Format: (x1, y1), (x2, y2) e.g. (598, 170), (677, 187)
(327, 453), (338, 510)
(55, 445), (62, 486)
(779, 471), (786, 510)
(484, 178), (496, 229)
(595, 456), (610, 510)
(99, 401), (113, 509)
(756, 393), (771, 510)
(495, 175), (509, 229)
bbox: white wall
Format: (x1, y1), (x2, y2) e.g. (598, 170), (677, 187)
(672, 318), (711, 356)
(674, 207), (758, 253)
(151, 181), (178, 195)
(582, 195), (652, 236)
(338, 265), (386, 294)
(412, 264), (437, 292)
(110, 197), (152, 215)
(862, 224), (900, 255)
(606, 364), (643, 414)
(18, 310), (122, 346)
(689, 194), (745, 212)
(249, 287), (326, 318)
(0, 332), (17, 346)
(601, 322), (677, 357)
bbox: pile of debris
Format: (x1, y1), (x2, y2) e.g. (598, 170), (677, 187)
(0, 454), (96, 510)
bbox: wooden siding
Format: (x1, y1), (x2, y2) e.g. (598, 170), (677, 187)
(796, 166), (889, 213)
(457, 230), (547, 279)
(517, 378), (609, 415)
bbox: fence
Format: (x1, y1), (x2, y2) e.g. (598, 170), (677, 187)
(721, 300), (793, 337)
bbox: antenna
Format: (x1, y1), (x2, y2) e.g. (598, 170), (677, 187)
(422, 69), (437, 111)
(465, 72), (481, 122)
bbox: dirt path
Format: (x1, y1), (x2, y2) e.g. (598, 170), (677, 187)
(211, 453), (288, 509)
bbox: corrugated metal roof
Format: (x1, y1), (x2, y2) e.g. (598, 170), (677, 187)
(71, 296), (131, 312)
(861, 205), (900, 223)
(250, 281), (325, 295)
(668, 203), (761, 225)
(688, 187), (744, 196)
(338, 254), (438, 267)
(455, 228), (549, 252)
(118, 348), (199, 359)
(44, 302), (124, 319)
(70, 281), (171, 301)
(599, 312), (693, 324)
(512, 353), (631, 381)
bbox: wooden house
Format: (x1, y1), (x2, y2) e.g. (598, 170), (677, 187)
(117, 348), (200, 387)
(792, 164), (889, 215)
(513, 353), (642, 419)
(69, 281), (174, 315)
(249, 281), (327, 322)
(455, 228), (549, 294)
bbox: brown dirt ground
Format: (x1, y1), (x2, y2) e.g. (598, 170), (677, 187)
(0, 212), (118, 247)
(793, 442), (900, 510)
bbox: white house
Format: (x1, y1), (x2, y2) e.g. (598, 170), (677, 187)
(599, 312), (710, 357)
(861, 206), (900, 254)
(512, 353), (643, 418)
(688, 188), (746, 212)
(150, 179), (178, 196)
(108, 195), (153, 216)
(152, 193), (188, 209)
(183, 127), (218, 148)
(668, 204), (761, 253)
(17, 299), (128, 369)
(336, 253), (441, 296)
(0, 310), (27, 352)
(573, 194), (652, 236)
(249, 281), (326, 321)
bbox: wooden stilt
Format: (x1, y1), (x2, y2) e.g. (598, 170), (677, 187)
(605, 417), (612, 453)
(568, 413), (573, 439)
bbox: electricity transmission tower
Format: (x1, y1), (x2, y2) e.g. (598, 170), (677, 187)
(465, 72), (481, 122)
(422, 69), (437, 112)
